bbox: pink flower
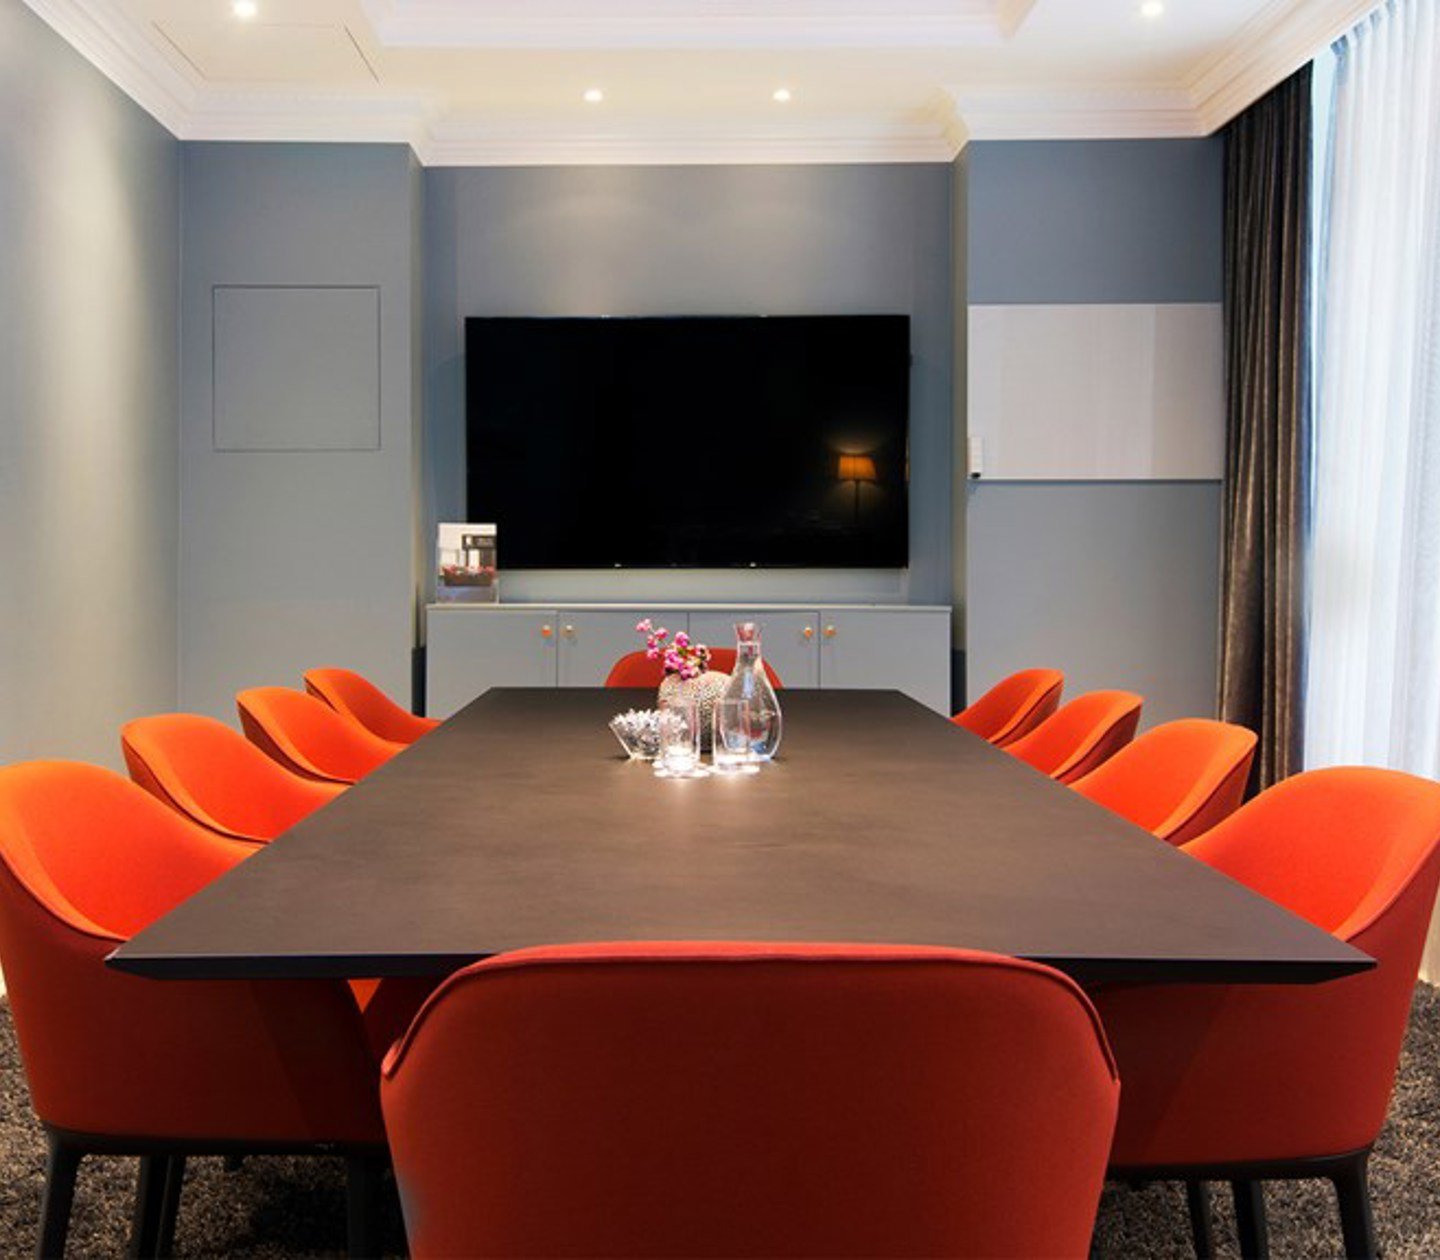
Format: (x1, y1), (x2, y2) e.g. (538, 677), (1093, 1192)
(674, 631), (691, 649)
(635, 619), (652, 634)
(645, 647), (660, 660)
(655, 627), (669, 641)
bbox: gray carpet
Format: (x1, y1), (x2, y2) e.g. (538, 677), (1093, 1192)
(0, 988), (1437, 1258)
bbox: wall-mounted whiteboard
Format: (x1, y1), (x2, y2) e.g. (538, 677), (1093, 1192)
(967, 302), (1224, 481)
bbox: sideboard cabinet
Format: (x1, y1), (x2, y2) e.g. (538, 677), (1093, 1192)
(426, 604), (952, 717)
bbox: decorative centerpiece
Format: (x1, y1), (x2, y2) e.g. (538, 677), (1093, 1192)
(636, 619), (729, 750)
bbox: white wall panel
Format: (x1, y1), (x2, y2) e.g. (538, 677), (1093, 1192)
(967, 303), (1224, 481)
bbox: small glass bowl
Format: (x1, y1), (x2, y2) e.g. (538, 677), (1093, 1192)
(609, 709), (662, 761)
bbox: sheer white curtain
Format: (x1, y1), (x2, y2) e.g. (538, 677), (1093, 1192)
(1304, 0), (1440, 972)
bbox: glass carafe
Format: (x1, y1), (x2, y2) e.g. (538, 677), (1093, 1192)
(718, 622), (782, 762)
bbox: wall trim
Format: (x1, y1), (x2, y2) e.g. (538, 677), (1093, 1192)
(1188, 0), (1381, 131)
(20, 0), (193, 135)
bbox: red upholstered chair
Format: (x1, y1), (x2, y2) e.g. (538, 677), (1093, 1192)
(0, 763), (387, 1258)
(304, 666), (440, 745)
(605, 648), (783, 689)
(1095, 768), (1440, 1260)
(1004, 690), (1144, 785)
(952, 668), (1063, 747)
(237, 686), (404, 785)
(122, 713), (343, 844)
(381, 942), (1119, 1259)
(1070, 718), (1257, 846)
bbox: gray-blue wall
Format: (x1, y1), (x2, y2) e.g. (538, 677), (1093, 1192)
(961, 139), (1224, 727)
(424, 165), (954, 610)
(0, 1), (180, 768)
(178, 143), (424, 720)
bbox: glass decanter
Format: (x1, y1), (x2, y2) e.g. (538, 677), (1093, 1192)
(718, 622), (782, 762)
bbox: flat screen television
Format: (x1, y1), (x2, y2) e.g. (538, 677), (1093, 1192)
(465, 315), (910, 569)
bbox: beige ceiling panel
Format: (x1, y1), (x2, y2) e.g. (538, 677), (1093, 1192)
(156, 20), (376, 84)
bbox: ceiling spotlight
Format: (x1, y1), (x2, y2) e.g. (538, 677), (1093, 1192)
(1140, 1), (1164, 16)
(773, 87), (793, 103)
(583, 88), (604, 104)
(232, 0), (259, 18)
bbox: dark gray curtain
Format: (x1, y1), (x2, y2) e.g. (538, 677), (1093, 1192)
(1219, 65), (1313, 791)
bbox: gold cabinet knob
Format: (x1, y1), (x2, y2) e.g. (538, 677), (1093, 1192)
(802, 626), (815, 640)
(823, 625), (838, 639)
(540, 624), (553, 639)
(562, 624), (576, 638)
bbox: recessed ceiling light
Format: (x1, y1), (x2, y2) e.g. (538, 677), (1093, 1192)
(232, 0), (259, 18)
(773, 87), (793, 103)
(1140, 1), (1164, 16)
(583, 88), (604, 104)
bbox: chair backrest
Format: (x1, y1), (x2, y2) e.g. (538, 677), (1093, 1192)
(1070, 718), (1257, 845)
(1005, 691), (1144, 784)
(1101, 767), (1440, 1165)
(237, 686), (403, 784)
(122, 713), (343, 843)
(0, 762), (242, 942)
(1187, 767), (1440, 942)
(604, 648), (783, 689)
(0, 762), (383, 1144)
(381, 942), (1119, 1259)
(952, 668), (1064, 746)
(304, 667), (439, 745)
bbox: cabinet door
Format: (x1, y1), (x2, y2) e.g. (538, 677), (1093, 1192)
(557, 610), (688, 687)
(688, 611), (821, 689)
(818, 609), (952, 715)
(426, 609), (559, 718)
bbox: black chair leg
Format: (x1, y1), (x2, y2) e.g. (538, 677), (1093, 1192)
(1232, 1179), (1269, 1260)
(1185, 1180), (1216, 1259)
(156, 1155), (185, 1258)
(37, 1135), (81, 1260)
(345, 1156), (384, 1260)
(129, 1156), (171, 1259)
(1333, 1151), (1378, 1260)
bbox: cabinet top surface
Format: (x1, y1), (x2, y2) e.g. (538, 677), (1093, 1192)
(427, 602), (951, 614)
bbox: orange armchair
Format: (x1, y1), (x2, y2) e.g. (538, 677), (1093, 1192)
(1005, 690), (1144, 784)
(381, 942), (1118, 1259)
(1096, 767), (1440, 1259)
(0, 763), (386, 1258)
(952, 668), (1063, 747)
(122, 713), (343, 844)
(605, 648), (783, 689)
(304, 666), (440, 745)
(237, 686), (404, 785)
(1070, 718), (1257, 846)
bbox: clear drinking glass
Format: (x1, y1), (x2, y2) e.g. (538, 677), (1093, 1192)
(656, 692), (704, 777)
(712, 698), (762, 775)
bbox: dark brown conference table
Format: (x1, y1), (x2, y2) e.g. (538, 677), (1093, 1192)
(110, 688), (1370, 986)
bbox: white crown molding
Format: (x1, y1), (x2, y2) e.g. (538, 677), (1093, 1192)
(183, 91), (436, 149)
(947, 85), (1205, 143)
(21, 0), (196, 134)
(358, 0), (1012, 49)
(420, 111), (957, 166)
(1187, 0), (1382, 131)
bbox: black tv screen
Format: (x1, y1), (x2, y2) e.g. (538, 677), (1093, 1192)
(465, 315), (910, 569)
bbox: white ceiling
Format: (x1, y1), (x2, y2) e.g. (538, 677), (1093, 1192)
(27, 0), (1379, 164)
